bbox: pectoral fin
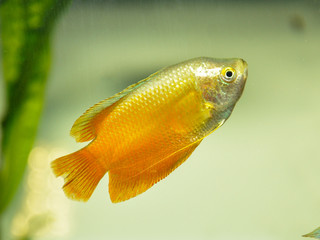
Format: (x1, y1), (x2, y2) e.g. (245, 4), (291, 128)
(108, 140), (202, 203)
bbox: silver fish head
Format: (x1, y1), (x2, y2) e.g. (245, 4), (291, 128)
(191, 57), (248, 113)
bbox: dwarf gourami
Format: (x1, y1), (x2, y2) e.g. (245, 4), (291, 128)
(51, 57), (248, 203)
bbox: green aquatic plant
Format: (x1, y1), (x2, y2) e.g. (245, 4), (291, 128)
(0, 0), (71, 237)
(304, 226), (320, 239)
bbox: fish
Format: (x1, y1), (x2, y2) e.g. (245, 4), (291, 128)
(51, 57), (248, 203)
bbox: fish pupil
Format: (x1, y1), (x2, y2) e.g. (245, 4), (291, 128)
(226, 71), (233, 78)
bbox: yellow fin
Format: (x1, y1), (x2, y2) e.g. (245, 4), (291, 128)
(51, 148), (107, 201)
(70, 72), (158, 142)
(108, 140), (202, 203)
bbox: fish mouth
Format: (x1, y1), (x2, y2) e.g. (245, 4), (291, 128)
(240, 59), (248, 81)
(244, 67), (248, 80)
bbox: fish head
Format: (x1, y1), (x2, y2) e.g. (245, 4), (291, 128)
(192, 57), (248, 112)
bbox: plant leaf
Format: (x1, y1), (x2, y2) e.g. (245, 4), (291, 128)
(304, 226), (320, 239)
(0, 0), (71, 215)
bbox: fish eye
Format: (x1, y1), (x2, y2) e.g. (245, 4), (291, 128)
(221, 67), (237, 83)
(226, 70), (233, 78)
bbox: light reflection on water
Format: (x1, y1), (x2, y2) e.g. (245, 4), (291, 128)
(11, 147), (70, 239)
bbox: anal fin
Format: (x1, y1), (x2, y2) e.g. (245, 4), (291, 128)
(108, 140), (202, 203)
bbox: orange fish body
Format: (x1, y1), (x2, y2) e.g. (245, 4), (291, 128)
(51, 57), (248, 203)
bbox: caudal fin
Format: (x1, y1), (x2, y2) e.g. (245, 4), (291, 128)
(51, 148), (107, 201)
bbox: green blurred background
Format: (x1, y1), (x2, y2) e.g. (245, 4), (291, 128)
(1, 0), (320, 239)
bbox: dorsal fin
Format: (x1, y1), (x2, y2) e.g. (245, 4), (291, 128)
(70, 72), (158, 142)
